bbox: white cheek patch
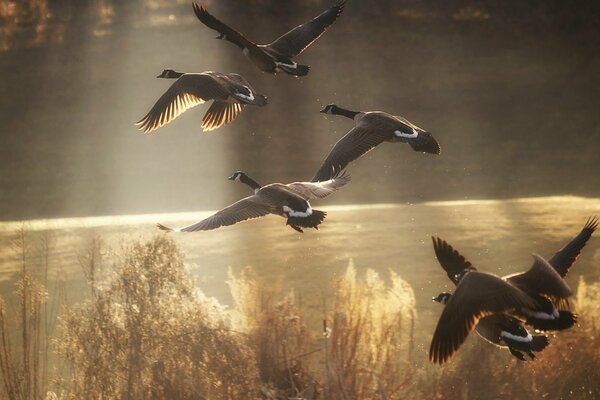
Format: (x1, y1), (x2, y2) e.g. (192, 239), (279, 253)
(235, 85), (255, 102)
(523, 308), (558, 320)
(501, 330), (533, 343)
(394, 128), (419, 139)
(242, 47), (249, 56)
(283, 205), (313, 218)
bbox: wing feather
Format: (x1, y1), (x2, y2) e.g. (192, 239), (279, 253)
(156, 196), (271, 232)
(268, 1), (345, 58)
(311, 126), (391, 182)
(136, 74), (228, 133)
(548, 216), (598, 277)
(287, 171), (350, 199)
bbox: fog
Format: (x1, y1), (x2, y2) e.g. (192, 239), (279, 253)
(1, 0), (599, 220)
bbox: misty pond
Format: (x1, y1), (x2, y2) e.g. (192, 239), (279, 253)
(1, 0), (599, 399)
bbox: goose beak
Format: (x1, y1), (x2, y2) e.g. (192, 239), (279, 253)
(228, 174), (236, 181)
(257, 95), (268, 106)
(156, 73), (163, 78)
(319, 106), (328, 113)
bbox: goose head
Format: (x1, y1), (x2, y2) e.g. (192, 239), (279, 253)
(228, 171), (246, 182)
(319, 104), (338, 114)
(157, 69), (184, 79)
(432, 292), (452, 304)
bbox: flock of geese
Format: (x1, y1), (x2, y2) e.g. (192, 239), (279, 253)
(135, 2), (597, 365)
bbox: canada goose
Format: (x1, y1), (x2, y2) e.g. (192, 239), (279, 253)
(192, 2), (345, 76)
(312, 104), (441, 182)
(429, 270), (541, 364)
(157, 171), (350, 233)
(432, 237), (574, 332)
(136, 70), (267, 133)
(432, 217), (598, 331)
(433, 293), (549, 362)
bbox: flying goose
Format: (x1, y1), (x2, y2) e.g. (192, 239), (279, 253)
(136, 70), (267, 133)
(431, 239), (550, 363)
(157, 171), (350, 233)
(433, 293), (549, 362)
(312, 104), (441, 182)
(432, 217), (597, 332)
(429, 270), (540, 365)
(432, 237), (574, 332)
(192, 2), (345, 76)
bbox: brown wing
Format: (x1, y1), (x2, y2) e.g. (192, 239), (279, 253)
(192, 4), (274, 68)
(156, 196), (271, 232)
(432, 237), (477, 285)
(311, 126), (392, 182)
(429, 271), (539, 364)
(201, 101), (244, 132)
(136, 73), (228, 133)
(267, 1), (345, 58)
(548, 216), (597, 277)
(287, 171), (350, 200)
(506, 254), (572, 301)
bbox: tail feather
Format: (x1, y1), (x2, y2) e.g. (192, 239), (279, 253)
(287, 209), (326, 230)
(527, 311), (577, 331)
(530, 335), (550, 352)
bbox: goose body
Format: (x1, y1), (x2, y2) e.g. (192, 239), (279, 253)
(157, 171), (350, 233)
(433, 292), (549, 362)
(313, 104), (441, 182)
(192, 2), (345, 76)
(432, 217), (597, 332)
(428, 270), (540, 364)
(137, 70), (267, 133)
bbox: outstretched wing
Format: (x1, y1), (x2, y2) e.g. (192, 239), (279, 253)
(506, 254), (572, 301)
(192, 3), (274, 69)
(287, 171), (350, 200)
(311, 126), (391, 182)
(548, 216), (598, 277)
(136, 74), (228, 133)
(157, 196), (271, 232)
(201, 101), (244, 132)
(429, 271), (539, 364)
(432, 237), (477, 285)
(268, 1), (345, 58)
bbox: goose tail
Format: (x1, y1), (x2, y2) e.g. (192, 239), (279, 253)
(287, 209), (326, 231)
(527, 311), (577, 331)
(530, 335), (550, 352)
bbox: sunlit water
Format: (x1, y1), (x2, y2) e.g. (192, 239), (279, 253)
(1, 196), (599, 360)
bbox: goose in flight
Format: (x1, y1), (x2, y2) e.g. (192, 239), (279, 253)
(192, 2), (345, 76)
(312, 104), (440, 182)
(137, 69), (267, 133)
(157, 171), (350, 233)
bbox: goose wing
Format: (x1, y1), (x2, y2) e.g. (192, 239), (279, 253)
(267, 1), (345, 58)
(311, 126), (391, 182)
(506, 254), (572, 301)
(432, 237), (478, 285)
(429, 271), (539, 364)
(548, 216), (597, 277)
(192, 4), (274, 66)
(156, 196), (271, 232)
(201, 101), (244, 132)
(287, 171), (350, 200)
(136, 73), (229, 133)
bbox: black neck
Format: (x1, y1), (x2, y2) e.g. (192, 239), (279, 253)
(332, 105), (360, 119)
(240, 174), (261, 190)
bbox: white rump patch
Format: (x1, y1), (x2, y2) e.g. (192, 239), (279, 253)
(523, 308), (558, 320)
(394, 128), (419, 139)
(501, 330), (532, 343)
(235, 85), (255, 102)
(283, 205), (312, 218)
(275, 61), (298, 69)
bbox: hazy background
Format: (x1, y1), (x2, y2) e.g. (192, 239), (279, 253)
(1, 0), (599, 221)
